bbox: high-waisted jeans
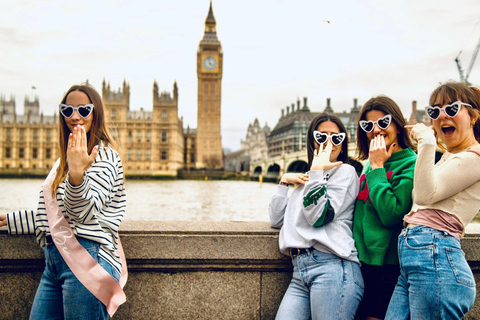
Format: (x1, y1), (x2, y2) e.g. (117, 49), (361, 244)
(29, 237), (120, 320)
(275, 248), (364, 320)
(386, 225), (476, 320)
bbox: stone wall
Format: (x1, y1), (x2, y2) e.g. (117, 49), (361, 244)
(1, 221), (480, 319)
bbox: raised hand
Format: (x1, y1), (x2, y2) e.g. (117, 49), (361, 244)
(281, 172), (309, 185)
(369, 135), (395, 170)
(405, 123), (435, 143)
(311, 142), (342, 171)
(0, 213), (6, 227)
(67, 125), (99, 186)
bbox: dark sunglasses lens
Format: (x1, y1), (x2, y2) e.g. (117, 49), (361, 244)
(314, 132), (327, 144)
(331, 134), (344, 145)
(78, 106), (92, 118)
(445, 104), (460, 117)
(361, 122), (374, 132)
(61, 106), (74, 118)
(427, 107), (440, 119)
(377, 116), (391, 129)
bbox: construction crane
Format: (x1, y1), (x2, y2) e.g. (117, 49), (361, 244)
(455, 34), (480, 85)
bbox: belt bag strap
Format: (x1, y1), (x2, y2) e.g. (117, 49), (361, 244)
(43, 159), (127, 317)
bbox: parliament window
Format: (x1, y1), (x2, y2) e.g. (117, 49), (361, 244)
(5, 148), (10, 158)
(161, 131), (168, 143)
(161, 150), (168, 160)
(33, 148), (38, 159)
(46, 148), (51, 159)
(19, 148), (24, 159)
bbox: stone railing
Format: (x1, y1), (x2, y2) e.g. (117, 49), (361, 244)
(1, 221), (480, 319)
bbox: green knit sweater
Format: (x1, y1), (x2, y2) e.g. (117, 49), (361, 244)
(353, 147), (417, 266)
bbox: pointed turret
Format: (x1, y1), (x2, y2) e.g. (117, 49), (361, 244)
(200, 1), (220, 44)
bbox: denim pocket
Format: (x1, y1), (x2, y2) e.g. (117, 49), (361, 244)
(405, 231), (435, 250)
(310, 249), (341, 264)
(352, 262), (365, 290)
(83, 241), (100, 262)
(446, 247), (476, 287)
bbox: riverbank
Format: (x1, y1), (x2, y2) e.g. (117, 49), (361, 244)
(0, 168), (262, 182)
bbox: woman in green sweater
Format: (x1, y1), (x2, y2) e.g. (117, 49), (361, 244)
(353, 96), (417, 320)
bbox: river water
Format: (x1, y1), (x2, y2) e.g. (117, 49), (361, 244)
(0, 179), (276, 222)
(2, 178), (480, 234)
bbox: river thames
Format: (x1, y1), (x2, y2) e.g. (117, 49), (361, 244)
(0, 179), (277, 222)
(2, 178), (480, 234)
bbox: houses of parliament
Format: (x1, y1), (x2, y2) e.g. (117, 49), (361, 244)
(0, 3), (223, 177)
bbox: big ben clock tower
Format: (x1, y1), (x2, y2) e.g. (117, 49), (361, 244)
(196, 1), (223, 169)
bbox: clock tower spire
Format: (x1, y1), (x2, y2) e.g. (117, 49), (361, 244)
(196, 1), (223, 169)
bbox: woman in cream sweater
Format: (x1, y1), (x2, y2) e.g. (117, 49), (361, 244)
(386, 82), (480, 319)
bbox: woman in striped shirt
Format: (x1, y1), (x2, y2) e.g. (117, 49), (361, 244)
(0, 84), (127, 319)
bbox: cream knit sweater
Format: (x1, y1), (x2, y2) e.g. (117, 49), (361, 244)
(409, 131), (480, 232)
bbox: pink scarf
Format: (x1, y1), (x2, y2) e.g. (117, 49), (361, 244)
(44, 160), (127, 317)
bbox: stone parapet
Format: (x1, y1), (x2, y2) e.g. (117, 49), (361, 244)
(1, 221), (480, 319)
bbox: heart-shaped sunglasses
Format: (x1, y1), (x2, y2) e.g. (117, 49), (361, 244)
(359, 114), (392, 133)
(313, 131), (346, 146)
(59, 104), (94, 118)
(425, 101), (472, 120)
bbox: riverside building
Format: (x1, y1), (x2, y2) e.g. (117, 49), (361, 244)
(0, 3), (223, 177)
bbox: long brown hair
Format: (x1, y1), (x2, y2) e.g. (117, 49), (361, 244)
(307, 113), (349, 167)
(356, 96), (415, 160)
(51, 84), (117, 194)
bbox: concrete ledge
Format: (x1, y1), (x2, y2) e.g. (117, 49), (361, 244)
(1, 221), (480, 319)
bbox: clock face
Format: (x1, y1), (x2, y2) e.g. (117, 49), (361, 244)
(203, 56), (217, 71)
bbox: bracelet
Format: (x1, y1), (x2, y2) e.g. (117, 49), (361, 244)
(280, 181), (291, 187)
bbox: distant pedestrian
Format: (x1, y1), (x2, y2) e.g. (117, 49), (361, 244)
(269, 113), (363, 320)
(353, 96), (417, 320)
(0, 84), (127, 319)
(386, 82), (480, 319)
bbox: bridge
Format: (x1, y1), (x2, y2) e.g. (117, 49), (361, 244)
(250, 142), (360, 180)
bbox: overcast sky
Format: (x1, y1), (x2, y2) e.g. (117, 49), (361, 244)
(1, 0), (480, 151)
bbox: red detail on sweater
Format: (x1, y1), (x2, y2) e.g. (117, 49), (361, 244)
(357, 170), (394, 203)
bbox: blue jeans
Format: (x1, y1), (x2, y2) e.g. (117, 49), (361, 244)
(276, 249), (364, 320)
(30, 237), (120, 320)
(386, 225), (476, 320)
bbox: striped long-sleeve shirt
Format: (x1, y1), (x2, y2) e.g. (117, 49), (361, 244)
(6, 146), (126, 274)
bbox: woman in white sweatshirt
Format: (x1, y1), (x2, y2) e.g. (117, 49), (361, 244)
(269, 113), (363, 320)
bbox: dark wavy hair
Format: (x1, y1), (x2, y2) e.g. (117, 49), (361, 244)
(307, 113), (349, 167)
(356, 96), (415, 160)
